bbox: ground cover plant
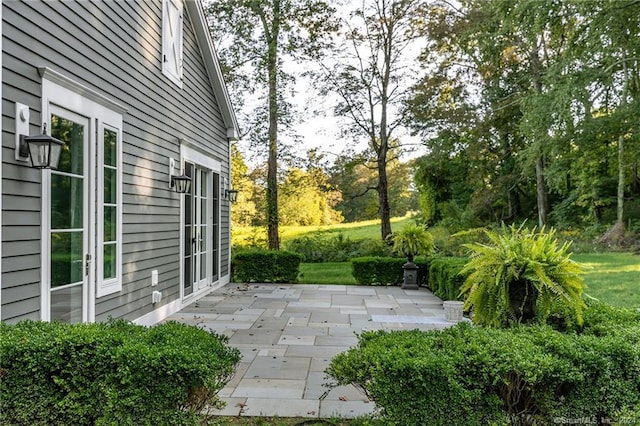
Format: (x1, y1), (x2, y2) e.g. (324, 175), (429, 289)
(299, 262), (357, 285)
(573, 252), (640, 309)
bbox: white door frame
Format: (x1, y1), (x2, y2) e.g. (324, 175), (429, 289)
(180, 144), (221, 301)
(41, 106), (93, 322)
(39, 71), (125, 322)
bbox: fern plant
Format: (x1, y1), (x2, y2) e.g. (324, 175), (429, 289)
(389, 223), (434, 262)
(460, 224), (586, 328)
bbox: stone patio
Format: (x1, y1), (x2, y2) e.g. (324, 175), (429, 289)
(166, 283), (458, 419)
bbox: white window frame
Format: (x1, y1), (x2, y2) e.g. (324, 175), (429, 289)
(39, 70), (125, 322)
(162, 0), (184, 88)
(96, 122), (123, 297)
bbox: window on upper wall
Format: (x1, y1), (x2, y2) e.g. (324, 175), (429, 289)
(162, 0), (183, 87)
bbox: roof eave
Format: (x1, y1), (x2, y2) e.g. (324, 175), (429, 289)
(185, 0), (240, 141)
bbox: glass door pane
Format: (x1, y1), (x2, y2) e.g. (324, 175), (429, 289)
(183, 164), (212, 297)
(49, 112), (88, 323)
(194, 168), (209, 291)
(183, 162), (194, 296)
(212, 173), (219, 281)
(103, 128), (118, 280)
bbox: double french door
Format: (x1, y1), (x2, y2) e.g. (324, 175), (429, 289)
(183, 162), (219, 298)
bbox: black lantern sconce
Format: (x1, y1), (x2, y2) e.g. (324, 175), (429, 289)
(222, 177), (238, 203)
(18, 123), (64, 170)
(225, 189), (238, 203)
(169, 158), (191, 194)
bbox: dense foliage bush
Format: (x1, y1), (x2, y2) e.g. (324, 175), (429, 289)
(328, 302), (640, 426)
(232, 249), (303, 283)
(461, 224), (586, 328)
(0, 320), (241, 426)
(284, 233), (393, 262)
(427, 257), (468, 301)
(350, 256), (429, 286)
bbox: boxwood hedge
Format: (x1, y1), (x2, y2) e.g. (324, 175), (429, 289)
(327, 302), (640, 426)
(350, 256), (430, 286)
(232, 249), (303, 283)
(427, 256), (469, 301)
(0, 319), (241, 426)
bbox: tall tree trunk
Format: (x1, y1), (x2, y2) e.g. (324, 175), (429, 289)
(530, 47), (549, 227)
(266, 3), (280, 250)
(378, 151), (392, 241)
(378, 8), (393, 241)
(616, 57), (629, 226)
(535, 156), (547, 227)
(617, 133), (625, 225)
(632, 160), (639, 194)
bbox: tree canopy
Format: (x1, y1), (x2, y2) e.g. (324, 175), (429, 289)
(212, 0), (639, 244)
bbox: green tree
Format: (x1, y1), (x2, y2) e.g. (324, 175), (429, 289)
(408, 0), (535, 226)
(230, 143), (257, 227)
(312, 0), (427, 240)
(330, 150), (416, 223)
(206, 0), (336, 249)
(278, 167), (343, 226)
(409, 0), (640, 234)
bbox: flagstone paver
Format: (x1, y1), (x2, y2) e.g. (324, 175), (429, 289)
(166, 282), (461, 419)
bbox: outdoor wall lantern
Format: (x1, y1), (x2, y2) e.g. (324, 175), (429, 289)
(19, 123), (64, 169)
(168, 158), (192, 194)
(225, 189), (238, 203)
(222, 177), (238, 203)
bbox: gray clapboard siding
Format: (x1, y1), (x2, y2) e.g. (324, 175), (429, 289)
(123, 237), (180, 255)
(2, 0), (233, 323)
(1, 269), (40, 290)
(1, 240), (40, 258)
(2, 282), (40, 304)
(2, 226), (41, 242)
(1, 254), (40, 274)
(1, 297), (40, 322)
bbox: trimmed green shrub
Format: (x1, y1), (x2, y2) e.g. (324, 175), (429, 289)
(328, 305), (640, 426)
(427, 256), (468, 301)
(0, 319), (241, 426)
(351, 257), (404, 285)
(351, 256), (430, 286)
(232, 249), (303, 283)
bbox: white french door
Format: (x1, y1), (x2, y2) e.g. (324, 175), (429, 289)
(183, 162), (220, 298)
(47, 107), (91, 323)
(43, 107), (122, 323)
(40, 73), (124, 323)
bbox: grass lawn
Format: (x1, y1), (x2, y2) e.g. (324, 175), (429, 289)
(233, 216), (414, 247)
(299, 262), (356, 285)
(297, 253), (640, 309)
(573, 252), (640, 309)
